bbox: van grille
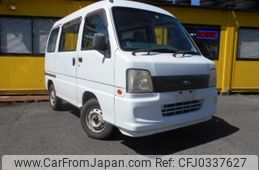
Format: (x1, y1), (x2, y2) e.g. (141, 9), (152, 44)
(152, 75), (209, 93)
(161, 100), (203, 117)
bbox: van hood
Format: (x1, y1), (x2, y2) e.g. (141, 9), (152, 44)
(114, 51), (216, 89)
(119, 51), (214, 76)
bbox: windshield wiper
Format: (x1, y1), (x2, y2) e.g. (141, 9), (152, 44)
(132, 48), (176, 56)
(173, 50), (200, 57)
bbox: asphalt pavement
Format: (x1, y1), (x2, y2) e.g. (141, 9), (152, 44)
(0, 95), (259, 158)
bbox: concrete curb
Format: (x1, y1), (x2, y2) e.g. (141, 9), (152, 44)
(0, 95), (49, 102)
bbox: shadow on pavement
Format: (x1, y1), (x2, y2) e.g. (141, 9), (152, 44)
(57, 102), (81, 118)
(120, 116), (239, 155)
(65, 105), (239, 153)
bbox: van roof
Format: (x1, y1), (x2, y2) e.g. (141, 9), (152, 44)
(53, 0), (175, 27)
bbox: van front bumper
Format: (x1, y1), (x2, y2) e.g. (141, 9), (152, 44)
(114, 88), (217, 137)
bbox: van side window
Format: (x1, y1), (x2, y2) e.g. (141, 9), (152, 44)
(81, 10), (108, 50)
(47, 28), (59, 52)
(59, 18), (81, 52)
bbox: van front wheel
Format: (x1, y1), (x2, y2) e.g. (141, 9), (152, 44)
(80, 99), (113, 139)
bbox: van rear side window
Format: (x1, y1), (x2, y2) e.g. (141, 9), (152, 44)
(47, 28), (59, 52)
(59, 19), (81, 52)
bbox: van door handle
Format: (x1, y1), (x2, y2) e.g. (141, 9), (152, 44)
(78, 57), (83, 63)
(72, 58), (75, 66)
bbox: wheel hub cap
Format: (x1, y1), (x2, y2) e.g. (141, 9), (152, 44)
(50, 91), (55, 106)
(87, 109), (106, 133)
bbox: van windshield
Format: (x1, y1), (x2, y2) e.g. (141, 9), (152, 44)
(112, 7), (199, 54)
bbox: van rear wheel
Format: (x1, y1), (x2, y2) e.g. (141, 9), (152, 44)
(80, 98), (114, 139)
(48, 84), (63, 111)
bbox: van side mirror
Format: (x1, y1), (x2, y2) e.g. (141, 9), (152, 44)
(93, 33), (107, 51)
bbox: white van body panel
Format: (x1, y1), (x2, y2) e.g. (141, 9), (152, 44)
(52, 0), (174, 29)
(75, 7), (118, 123)
(44, 46), (57, 75)
(116, 88), (217, 137)
(114, 51), (216, 136)
(55, 51), (79, 106)
(45, 0), (217, 137)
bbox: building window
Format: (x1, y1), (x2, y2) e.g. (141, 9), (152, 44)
(33, 19), (56, 54)
(59, 19), (81, 52)
(47, 28), (60, 53)
(184, 24), (221, 60)
(237, 28), (259, 60)
(0, 17), (32, 54)
(0, 17), (57, 55)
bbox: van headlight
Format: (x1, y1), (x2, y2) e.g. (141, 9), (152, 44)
(209, 69), (217, 87)
(127, 69), (153, 93)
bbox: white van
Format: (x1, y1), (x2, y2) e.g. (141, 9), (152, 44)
(45, 0), (217, 139)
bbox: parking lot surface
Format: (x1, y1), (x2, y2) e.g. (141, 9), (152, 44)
(0, 95), (259, 158)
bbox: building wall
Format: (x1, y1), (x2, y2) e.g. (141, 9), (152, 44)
(0, 0), (259, 94)
(164, 7), (259, 92)
(0, 0), (94, 94)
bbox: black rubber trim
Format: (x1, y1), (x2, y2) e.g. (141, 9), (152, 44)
(152, 74), (209, 92)
(45, 72), (56, 78)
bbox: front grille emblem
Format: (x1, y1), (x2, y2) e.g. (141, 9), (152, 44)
(183, 80), (191, 86)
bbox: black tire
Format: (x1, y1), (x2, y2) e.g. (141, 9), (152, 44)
(174, 0), (191, 5)
(200, 1), (217, 6)
(80, 98), (114, 139)
(48, 84), (63, 111)
(200, 0), (217, 6)
(235, 0), (256, 9)
(200, 0), (217, 2)
(175, 0), (190, 3)
(217, 0), (236, 8)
